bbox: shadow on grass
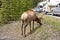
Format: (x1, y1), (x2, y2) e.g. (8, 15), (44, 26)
(26, 25), (41, 37)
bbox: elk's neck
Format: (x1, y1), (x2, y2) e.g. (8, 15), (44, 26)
(35, 17), (39, 22)
(34, 17), (42, 25)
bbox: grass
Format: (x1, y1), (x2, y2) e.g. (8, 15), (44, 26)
(44, 15), (60, 25)
(43, 15), (60, 31)
(32, 13), (60, 33)
(0, 13), (60, 40)
(34, 14), (60, 40)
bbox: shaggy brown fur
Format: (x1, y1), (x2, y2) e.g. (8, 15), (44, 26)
(21, 10), (42, 37)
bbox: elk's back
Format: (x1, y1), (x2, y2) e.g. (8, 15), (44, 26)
(21, 10), (37, 21)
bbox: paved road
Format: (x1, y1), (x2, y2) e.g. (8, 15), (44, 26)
(46, 15), (60, 19)
(45, 12), (60, 19)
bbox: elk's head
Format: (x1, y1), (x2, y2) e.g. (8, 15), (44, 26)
(35, 17), (42, 26)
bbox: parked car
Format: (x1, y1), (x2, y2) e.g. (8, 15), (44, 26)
(51, 3), (60, 16)
(37, 1), (46, 13)
(51, 4), (60, 16)
(32, 7), (43, 13)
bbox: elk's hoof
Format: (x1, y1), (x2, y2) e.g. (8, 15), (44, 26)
(23, 35), (27, 37)
(21, 33), (23, 35)
(40, 23), (42, 26)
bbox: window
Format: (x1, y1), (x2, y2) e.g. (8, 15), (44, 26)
(59, 3), (60, 5)
(48, 0), (50, 2)
(39, 6), (43, 8)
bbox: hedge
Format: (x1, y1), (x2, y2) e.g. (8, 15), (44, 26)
(0, 0), (42, 25)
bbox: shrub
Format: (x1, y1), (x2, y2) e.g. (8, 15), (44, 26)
(0, 0), (42, 24)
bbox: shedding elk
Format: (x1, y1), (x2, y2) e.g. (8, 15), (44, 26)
(21, 10), (42, 37)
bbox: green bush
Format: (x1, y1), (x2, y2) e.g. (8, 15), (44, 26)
(0, 0), (42, 24)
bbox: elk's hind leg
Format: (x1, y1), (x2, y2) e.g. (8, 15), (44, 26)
(24, 23), (28, 37)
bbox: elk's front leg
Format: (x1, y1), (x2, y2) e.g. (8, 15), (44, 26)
(32, 21), (34, 30)
(21, 21), (24, 35)
(29, 22), (31, 33)
(24, 23), (28, 37)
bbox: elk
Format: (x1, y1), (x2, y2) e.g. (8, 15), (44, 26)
(21, 10), (42, 37)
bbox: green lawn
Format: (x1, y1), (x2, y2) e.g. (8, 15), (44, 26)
(34, 14), (60, 40)
(0, 13), (60, 40)
(43, 15), (60, 31)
